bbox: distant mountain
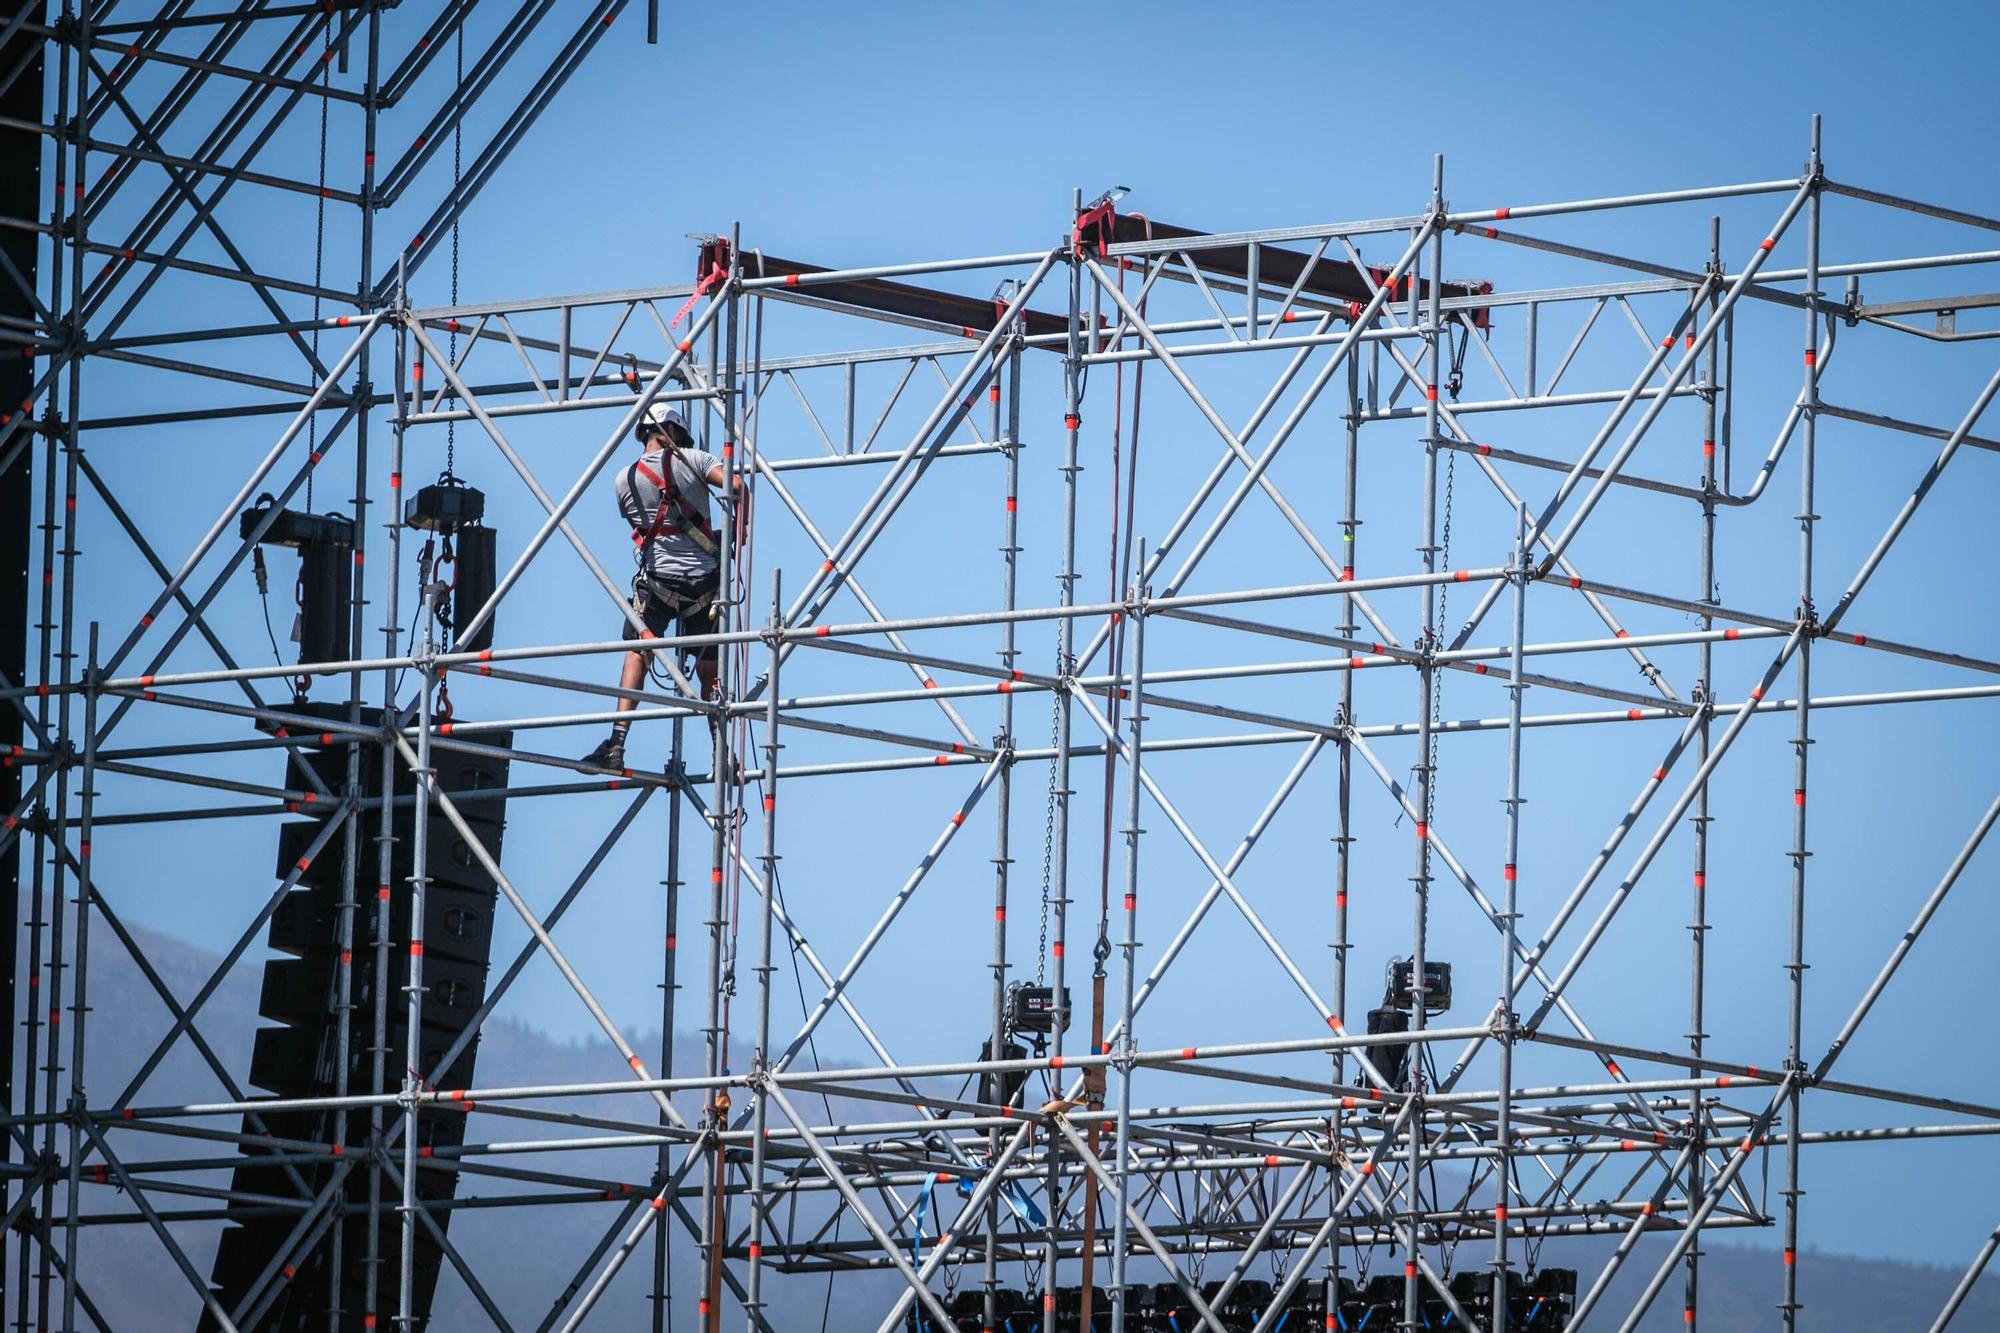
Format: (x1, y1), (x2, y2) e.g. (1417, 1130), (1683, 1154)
(16, 926), (1996, 1330)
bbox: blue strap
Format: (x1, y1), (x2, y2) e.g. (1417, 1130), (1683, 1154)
(954, 1159), (1046, 1227)
(911, 1174), (936, 1268)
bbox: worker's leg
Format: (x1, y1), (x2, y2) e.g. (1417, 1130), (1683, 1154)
(618, 647), (647, 707)
(584, 595), (659, 769)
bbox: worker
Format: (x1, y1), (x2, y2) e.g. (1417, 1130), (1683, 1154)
(581, 401), (746, 772)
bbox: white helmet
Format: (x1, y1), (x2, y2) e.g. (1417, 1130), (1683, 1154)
(639, 401), (687, 441)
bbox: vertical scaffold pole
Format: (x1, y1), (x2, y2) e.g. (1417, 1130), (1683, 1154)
(652, 711), (686, 1333)
(1403, 155), (1445, 1333)
(701, 224), (744, 1333)
(396, 542), (440, 1331)
(986, 336), (1023, 1333)
(1108, 551), (1145, 1331)
(58, 624), (96, 1333)
(1686, 212), (1724, 1333)
(36, 2), (88, 1317)
(1491, 505), (1528, 1333)
(745, 570), (781, 1324)
(1043, 192), (1085, 1333)
(370, 275), (411, 1332)
(332, 17), (383, 1313)
(1781, 113), (1824, 1332)
(1329, 346), (1361, 1313)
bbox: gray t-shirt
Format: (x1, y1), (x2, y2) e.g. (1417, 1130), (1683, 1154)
(615, 444), (722, 583)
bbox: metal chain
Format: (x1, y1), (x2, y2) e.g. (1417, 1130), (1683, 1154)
(1036, 664), (1061, 987)
(1428, 448), (1456, 813)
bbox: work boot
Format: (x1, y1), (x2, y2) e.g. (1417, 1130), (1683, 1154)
(580, 733), (625, 772)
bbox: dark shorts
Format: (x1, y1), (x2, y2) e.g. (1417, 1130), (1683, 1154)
(623, 570), (721, 653)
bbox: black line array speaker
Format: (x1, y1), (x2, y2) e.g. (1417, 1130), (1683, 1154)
(201, 704), (509, 1331)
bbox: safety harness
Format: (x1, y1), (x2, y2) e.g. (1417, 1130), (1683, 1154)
(629, 443), (720, 559)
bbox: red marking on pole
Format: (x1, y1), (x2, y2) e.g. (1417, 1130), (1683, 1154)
(1473, 662), (1488, 675)
(1804, 349), (1817, 366)
(1348, 301), (1362, 318)
(935, 755), (948, 765)
(995, 907), (1006, 922)
(1569, 576), (1583, 589)
(419, 1145), (432, 1158)
(1717, 1075), (1732, 1088)
(1852, 633), (1868, 646)
(950, 811), (965, 826)
(1425, 384), (1438, 402)
(1503, 864), (1516, 881)
(1065, 414), (1081, 431)
(1621, 1139), (1636, 1151)
(1694, 871), (1706, 888)
(1405, 1264), (1417, 1280)
(1050, 1055), (1064, 1070)
(390, 471), (401, 489)
(1052, 941), (1064, 958)
(1326, 1014), (1342, 1030)
(1495, 1204), (1509, 1221)
(1124, 892), (1135, 911)
(1628, 709), (1644, 721)
(679, 340), (692, 353)
(1264, 1155), (1281, 1168)
(1336, 890), (1348, 909)
(1415, 823), (1428, 840)
(1686, 1309), (1695, 1325)
(1606, 1060), (1622, 1076)
(1794, 789), (1805, 806)
(1484, 227), (1499, 239)
(1454, 569), (1470, 582)
(1703, 438), (1716, 457)
(1477, 443), (1492, 456)
(1615, 629), (1630, 639)
(296, 857), (311, 873)
(1783, 1248), (1794, 1266)
(409, 942), (423, 957)
(439, 722), (453, 736)
(1495, 208), (1512, 220)
(1341, 1096), (1356, 1110)
(763, 795), (775, 812)
(1359, 1161), (1375, 1175)
(140, 674), (154, 687)
(1749, 686), (1765, 701)
(1662, 335), (1675, 350)
(283, 1265), (297, 1280)
(378, 886), (391, 901)
(1760, 238), (1776, 252)
(997, 680), (1012, 693)
(711, 867), (723, 885)
(122, 1107), (133, 1120)
(1654, 767), (1667, 781)
(666, 933), (677, 949)
(1642, 1202), (1655, 1216)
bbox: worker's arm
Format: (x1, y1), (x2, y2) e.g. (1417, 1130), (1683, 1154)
(706, 462), (750, 540)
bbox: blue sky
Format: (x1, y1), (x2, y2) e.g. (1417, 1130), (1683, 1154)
(38, 0), (2000, 1284)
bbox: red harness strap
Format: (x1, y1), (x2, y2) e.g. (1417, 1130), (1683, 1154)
(630, 453), (719, 554)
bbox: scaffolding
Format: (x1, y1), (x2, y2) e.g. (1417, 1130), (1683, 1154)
(4, 5), (2000, 1329)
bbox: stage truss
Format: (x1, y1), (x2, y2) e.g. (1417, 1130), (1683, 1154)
(3, 9), (2000, 1326)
